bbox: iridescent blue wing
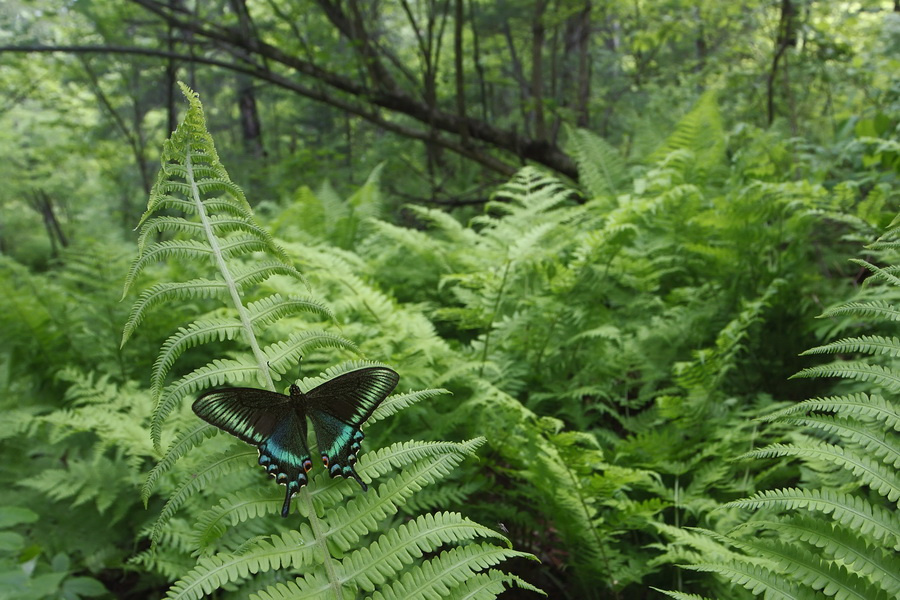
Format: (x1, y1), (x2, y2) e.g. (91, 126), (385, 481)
(192, 388), (313, 517)
(303, 367), (399, 490)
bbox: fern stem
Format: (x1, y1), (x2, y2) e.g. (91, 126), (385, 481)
(558, 452), (621, 600)
(186, 151), (274, 391)
(479, 260), (512, 377)
(299, 487), (345, 600)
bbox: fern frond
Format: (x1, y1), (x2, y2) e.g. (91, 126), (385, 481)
(790, 362), (900, 393)
(684, 562), (825, 600)
(150, 447), (257, 545)
(445, 571), (546, 599)
(123, 239), (217, 296)
(340, 512), (508, 591)
(324, 441), (487, 549)
(136, 197), (252, 228)
(738, 442), (900, 503)
(734, 538), (875, 600)
(370, 388), (451, 423)
(776, 415), (900, 468)
(122, 279), (229, 346)
(366, 543), (534, 600)
(646, 90), (724, 172)
(247, 293), (334, 325)
(819, 300), (900, 321)
(758, 393), (900, 430)
(164, 527), (317, 600)
(151, 318), (246, 398)
(262, 330), (358, 376)
(405, 205), (472, 242)
(742, 518), (900, 596)
(723, 488), (900, 549)
(650, 589), (714, 600)
(229, 261), (305, 291)
(801, 335), (900, 358)
(356, 438), (486, 482)
(566, 126), (628, 198)
(136, 216), (202, 253)
(249, 571), (334, 600)
(850, 258), (900, 287)
(191, 488), (284, 554)
(142, 424), (218, 505)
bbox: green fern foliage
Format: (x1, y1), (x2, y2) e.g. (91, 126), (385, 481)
(661, 215), (900, 599)
(122, 84), (537, 599)
(566, 125), (629, 199)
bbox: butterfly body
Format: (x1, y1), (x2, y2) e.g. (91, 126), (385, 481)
(193, 367), (399, 517)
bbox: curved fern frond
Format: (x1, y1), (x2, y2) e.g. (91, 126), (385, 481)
(758, 393), (900, 430)
(790, 362), (900, 393)
(850, 258), (900, 287)
(819, 300), (900, 321)
(122, 279), (229, 345)
(566, 125), (628, 199)
(371, 388), (451, 423)
(723, 488), (900, 549)
(151, 447), (258, 545)
(366, 544), (535, 600)
(340, 513), (509, 590)
(142, 423), (218, 505)
(738, 442), (900, 503)
(739, 518), (900, 597)
(247, 293), (334, 325)
(684, 562), (825, 600)
(801, 335), (900, 358)
(164, 527), (318, 600)
(191, 488), (285, 554)
(776, 415), (900, 468)
(262, 330), (359, 376)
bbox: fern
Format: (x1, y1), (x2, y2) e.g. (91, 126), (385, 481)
(660, 212), (900, 599)
(566, 125), (629, 199)
(122, 84), (537, 598)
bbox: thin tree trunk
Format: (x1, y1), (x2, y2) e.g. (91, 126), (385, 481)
(453, 0), (469, 145)
(767, 0), (797, 125)
(571, 1), (592, 128)
(468, 0), (488, 121)
(530, 0), (548, 140)
(230, 0), (266, 157)
(29, 190), (68, 257)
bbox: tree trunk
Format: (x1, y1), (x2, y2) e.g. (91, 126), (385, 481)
(530, 0), (548, 140)
(767, 0), (798, 125)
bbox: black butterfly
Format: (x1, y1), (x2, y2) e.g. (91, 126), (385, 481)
(192, 366), (399, 517)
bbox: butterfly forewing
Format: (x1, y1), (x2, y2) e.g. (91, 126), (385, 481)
(304, 367), (399, 489)
(192, 388), (291, 444)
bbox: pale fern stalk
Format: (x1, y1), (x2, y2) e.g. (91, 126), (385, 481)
(187, 150), (343, 599)
(187, 151), (275, 391)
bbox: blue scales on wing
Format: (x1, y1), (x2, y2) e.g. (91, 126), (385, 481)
(192, 366), (399, 518)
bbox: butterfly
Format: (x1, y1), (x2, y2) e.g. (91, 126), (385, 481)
(192, 366), (399, 517)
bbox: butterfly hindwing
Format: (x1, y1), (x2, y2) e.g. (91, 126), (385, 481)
(192, 388), (313, 517)
(304, 367), (399, 490)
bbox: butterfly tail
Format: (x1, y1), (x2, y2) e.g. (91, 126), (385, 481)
(349, 471), (368, 492)
(281, 485), (294, 518)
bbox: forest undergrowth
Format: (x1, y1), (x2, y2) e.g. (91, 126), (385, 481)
(0, 83), (897, 600)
